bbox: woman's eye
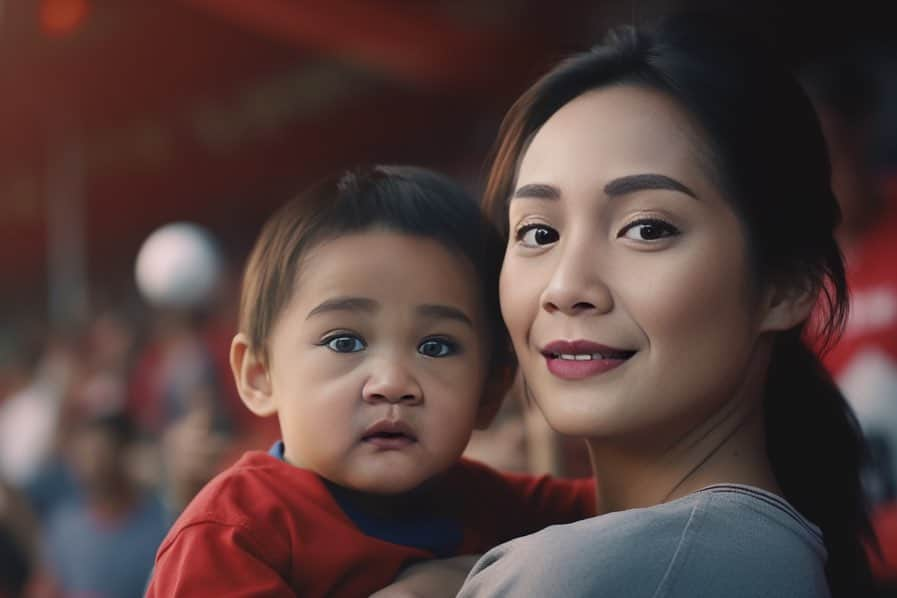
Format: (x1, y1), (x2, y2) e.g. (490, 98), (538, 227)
(516, 224), (559, 247)
(324, 335), (366, 353)
(418, 338), (456, 358)
(618, 219), (680, 241)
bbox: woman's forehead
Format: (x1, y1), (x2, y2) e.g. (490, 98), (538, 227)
(517, 86), (719, 198)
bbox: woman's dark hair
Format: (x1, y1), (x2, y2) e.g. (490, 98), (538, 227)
(240, 165), (512, 380)
(482, 13), (873, 595)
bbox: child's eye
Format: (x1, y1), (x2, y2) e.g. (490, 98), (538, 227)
(418, 338), (457, 358)
(323, 334), (366, 353)
(617, 218), (680, 242)
(516, 223), (559, 247)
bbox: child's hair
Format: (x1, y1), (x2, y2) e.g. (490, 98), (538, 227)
(239, 165), (512, 378)
(481, 13), (873, 596)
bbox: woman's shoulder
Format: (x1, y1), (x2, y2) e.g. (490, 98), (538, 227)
(690, 484), (826, 548)
(529, 483), (826, 557)
(460, 485), (830, 597)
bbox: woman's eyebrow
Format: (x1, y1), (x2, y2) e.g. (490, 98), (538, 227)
(604, 173), (698, 199)
(512, 183), (560, 201)
(512, 174), (697, 202)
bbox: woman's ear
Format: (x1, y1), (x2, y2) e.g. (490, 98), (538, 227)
(230, 333), (277, 417)
(475, 366), (515, 430)
(759, 276), (819, 333)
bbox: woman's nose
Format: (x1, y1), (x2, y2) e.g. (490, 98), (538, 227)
(362, 361), (423, 405)
(540, 242), (613, 316)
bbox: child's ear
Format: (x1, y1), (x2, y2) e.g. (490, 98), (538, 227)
(475, 366), (514, 430)
(230, 333), (277, 417)
(758, 276), (818, 333)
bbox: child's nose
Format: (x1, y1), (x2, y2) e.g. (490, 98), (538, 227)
(361, 363), (423, 405)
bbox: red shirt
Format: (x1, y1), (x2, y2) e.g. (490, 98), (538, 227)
(147, 452), (595, 597)
(823, 195), (897, 377)
(819, 185), (897, 584)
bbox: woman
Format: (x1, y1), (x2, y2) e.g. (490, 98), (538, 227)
(454, 14), (874, 598)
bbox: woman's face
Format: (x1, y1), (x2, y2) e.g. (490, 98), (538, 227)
(500, 85), (769, 447)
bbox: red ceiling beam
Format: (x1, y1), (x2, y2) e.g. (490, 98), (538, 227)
(182, 0), (546, 91)
(0, 83), (489, 291)
(0, 1), (301, 152)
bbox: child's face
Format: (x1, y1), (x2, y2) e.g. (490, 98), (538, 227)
(265, 231), (491, 494)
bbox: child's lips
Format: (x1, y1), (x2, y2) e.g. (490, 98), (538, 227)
(362, 420), (417, 449)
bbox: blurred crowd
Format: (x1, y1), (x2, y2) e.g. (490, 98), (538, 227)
(0, 273), (283, 597)
(1, 43), (897, 598)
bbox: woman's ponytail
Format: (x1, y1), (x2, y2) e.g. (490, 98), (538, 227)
(765, 330), (875, 596)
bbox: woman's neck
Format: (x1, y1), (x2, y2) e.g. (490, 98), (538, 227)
(585, 352), (781, 514)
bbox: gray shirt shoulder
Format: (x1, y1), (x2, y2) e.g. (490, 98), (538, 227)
(459, 484), (830, 598)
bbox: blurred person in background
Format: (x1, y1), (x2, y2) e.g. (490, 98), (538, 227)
(127, 309), (228, 439)
(21, 308), (138, 523)
(127, 308), (234, 516)
(39, 410), (166, 598)
(801, 50), (897, 465)
(0, 322), (75, 495)
(802, 48), (897, 588)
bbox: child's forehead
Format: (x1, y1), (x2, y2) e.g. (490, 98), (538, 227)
(285, 231), (486, 315)
(297, 230), (482, 283)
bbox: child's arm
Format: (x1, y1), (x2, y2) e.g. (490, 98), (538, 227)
(369, 465), (594, 596)
(146, 521), (295, 597)
(456, 458), (596, 547)
(500, 468), (596, 527)
(369, 555), (481, 598)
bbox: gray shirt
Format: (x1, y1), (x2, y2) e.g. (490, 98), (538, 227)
(459, 484), (830, 597)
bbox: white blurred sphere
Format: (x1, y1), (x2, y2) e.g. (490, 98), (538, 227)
(135, 222), (222, 309)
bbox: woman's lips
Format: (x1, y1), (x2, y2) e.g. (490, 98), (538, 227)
(362, 420), (417, 450)
(541, 339), (635, 380)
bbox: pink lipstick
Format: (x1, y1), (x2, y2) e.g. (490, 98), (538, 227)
(362, 420), (417, 450)
(541, 340), (634, 380)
